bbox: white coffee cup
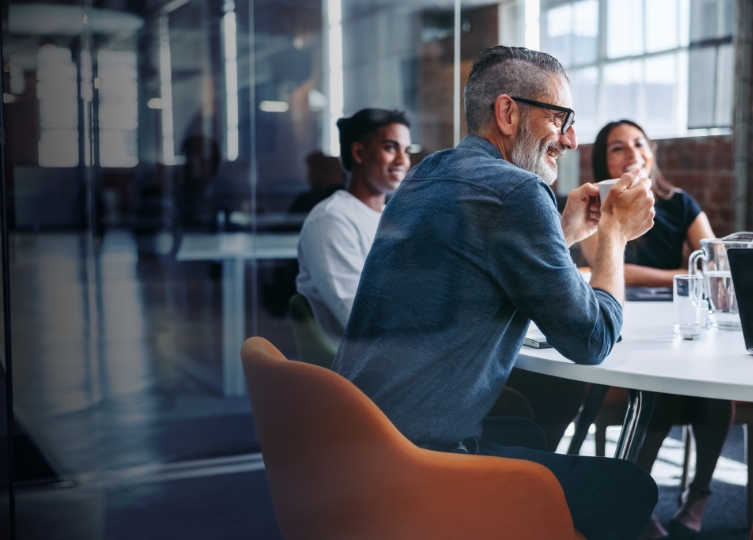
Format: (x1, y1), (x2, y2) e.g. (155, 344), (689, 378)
(598, 179), (619, 202)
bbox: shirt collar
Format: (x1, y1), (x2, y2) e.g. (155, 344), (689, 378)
(456, 134), (504, 160)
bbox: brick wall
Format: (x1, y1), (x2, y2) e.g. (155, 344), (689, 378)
(578, 135), (736, 236)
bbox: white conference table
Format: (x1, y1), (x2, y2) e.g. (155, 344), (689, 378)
(176, 233), (299, 396)
(516, 301), (752, 460)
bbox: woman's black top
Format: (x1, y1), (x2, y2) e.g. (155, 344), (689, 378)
(624, 190), (702, 270)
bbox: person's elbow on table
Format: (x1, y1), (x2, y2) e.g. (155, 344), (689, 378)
(548, 321), (620, 366)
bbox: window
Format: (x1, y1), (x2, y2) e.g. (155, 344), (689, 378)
(687, 0), (735, 129)
(541, 0), (733, 142)
(544, 0), (598, 68)
(37, 46), (79, 167)
(98, 50), (139, 167)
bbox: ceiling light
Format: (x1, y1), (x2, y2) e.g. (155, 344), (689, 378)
(260, 100), (289, 113)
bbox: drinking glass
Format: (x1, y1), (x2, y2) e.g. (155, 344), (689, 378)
(674, 274), (703, 340)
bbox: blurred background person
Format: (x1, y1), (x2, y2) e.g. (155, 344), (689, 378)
(176, 135), (221, 232)
(581, 119), (732, 540)
(289, 151), (346, 215)
(262, 151), (346, 318)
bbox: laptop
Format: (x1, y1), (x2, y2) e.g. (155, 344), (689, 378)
(625, 287), (672, 301)
(728, 248), (753, 354)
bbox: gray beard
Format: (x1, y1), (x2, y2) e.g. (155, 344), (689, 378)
(510, 118), (559, 185)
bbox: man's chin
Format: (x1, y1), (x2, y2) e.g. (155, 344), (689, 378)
(533, 161), (558, 185)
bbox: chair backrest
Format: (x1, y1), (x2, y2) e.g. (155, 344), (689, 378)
(289, 293), (337, 368)
(241, 337), (423, 538)
(241, 337), (582, 540)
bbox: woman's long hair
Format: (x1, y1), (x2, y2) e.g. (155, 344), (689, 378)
(591, 119), (675, 200)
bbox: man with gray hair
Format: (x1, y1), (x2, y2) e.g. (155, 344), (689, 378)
(333, 46), (657, 538)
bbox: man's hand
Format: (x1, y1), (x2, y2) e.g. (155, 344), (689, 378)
(561, 183), (601, 246)
(598, 169), (655, 242)
(589, 169), (656, 305)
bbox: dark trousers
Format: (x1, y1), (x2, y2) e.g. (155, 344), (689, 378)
(470, 417), (657, 540)
(503, 368), (587, 451)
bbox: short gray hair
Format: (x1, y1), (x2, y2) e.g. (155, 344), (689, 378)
(464, 46), (568, 134)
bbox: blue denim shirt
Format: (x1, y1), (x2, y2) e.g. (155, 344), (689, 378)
(331, 135), (622, 445)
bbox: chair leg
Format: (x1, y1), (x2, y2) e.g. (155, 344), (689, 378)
(680, 424), (693, 492)
(567, 384), (609, 455)
(595, 421), (607, 457)
(746, 423), (753, 528)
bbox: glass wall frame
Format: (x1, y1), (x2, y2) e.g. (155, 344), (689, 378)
(0, 0), (495, 537)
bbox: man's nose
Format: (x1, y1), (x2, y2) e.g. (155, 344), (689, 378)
(561, 126), (577, 150)
(394, 148), (409, 167)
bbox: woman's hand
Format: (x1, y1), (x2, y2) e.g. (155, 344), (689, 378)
(624, 265), (687, 288)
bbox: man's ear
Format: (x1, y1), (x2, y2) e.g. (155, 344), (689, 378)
(493, 94), (517, 137)
(351, 141), (364, 167)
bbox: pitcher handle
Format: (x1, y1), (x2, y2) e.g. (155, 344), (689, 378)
(689, 249), (704, 275)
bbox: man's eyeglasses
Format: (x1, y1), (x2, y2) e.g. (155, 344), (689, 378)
(491, 97), (575, 135)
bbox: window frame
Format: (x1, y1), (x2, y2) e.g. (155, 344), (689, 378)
(540, 0), (734, 142)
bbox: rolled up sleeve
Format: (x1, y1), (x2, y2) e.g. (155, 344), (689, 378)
(486, 180), (622, 365)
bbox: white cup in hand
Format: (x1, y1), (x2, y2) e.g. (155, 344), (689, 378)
(598, 179), (619, 202)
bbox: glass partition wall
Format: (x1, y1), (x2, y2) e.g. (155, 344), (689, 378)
(0, 1), (484, 537)
(0, 0), (741, 537)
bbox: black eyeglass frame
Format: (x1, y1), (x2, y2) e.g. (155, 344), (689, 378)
(491, 96), (575, 134)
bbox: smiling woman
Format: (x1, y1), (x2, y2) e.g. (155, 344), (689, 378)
(579, 118), (730, 538)
(582, 119), (715, 286)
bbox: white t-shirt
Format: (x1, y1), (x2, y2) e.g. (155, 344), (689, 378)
(296, 190), (382, 347)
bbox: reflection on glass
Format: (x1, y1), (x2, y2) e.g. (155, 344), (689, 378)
(326, 0), (343, 156)
(81, 50), (93, 167)
(98, 50), (138, 167)
(0, 0), (740, 537)
(158, 12), (175, 165)
(607, 0), (643, 59)
(37, 46), (78, 168)
(222, 5), (239, 162)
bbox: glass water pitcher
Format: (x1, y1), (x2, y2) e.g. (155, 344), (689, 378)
(689, 232), (753, 330)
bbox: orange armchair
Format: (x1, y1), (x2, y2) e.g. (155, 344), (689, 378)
(241, 337), (585, 540)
